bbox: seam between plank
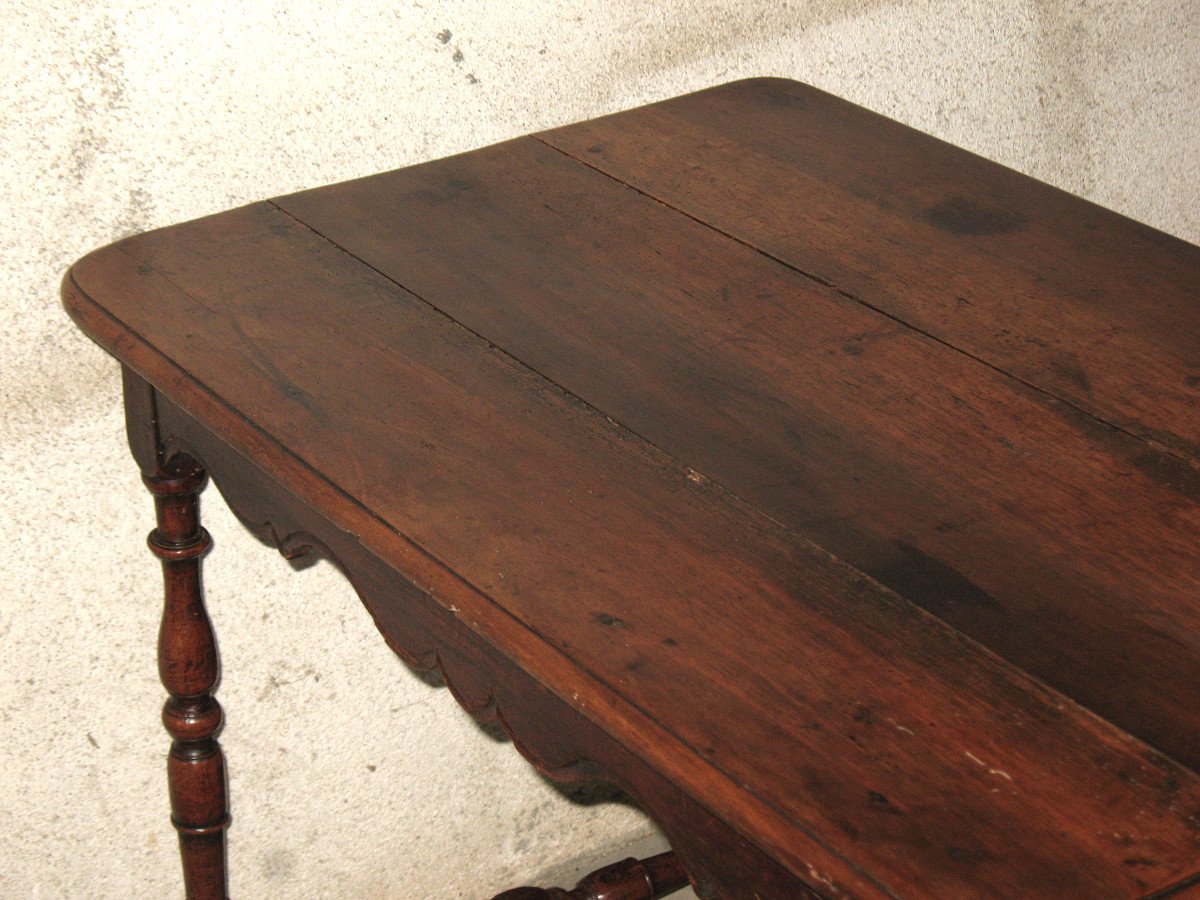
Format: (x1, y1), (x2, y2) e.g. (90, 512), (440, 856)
(263, 198), (827, 557)
(264, 194), (1200, 782)
(535, 135), (1198, 472)
(80, 252), (899, 900)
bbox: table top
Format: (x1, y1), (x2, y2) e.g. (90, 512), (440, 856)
(64, 78), (1200, 898)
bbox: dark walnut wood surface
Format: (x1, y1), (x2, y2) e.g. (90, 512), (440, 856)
(64, 78), (1200, 898)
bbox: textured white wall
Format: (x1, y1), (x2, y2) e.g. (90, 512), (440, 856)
(3, 1), (1197, 898)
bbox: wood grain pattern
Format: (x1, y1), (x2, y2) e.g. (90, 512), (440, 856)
(541, 78), (1200, 462)
(137, 407), (229, 900)
(65, 189), (1200, 897)
(272, 129), (1200, 777)
(63, 79), (1200, 897)
(147, 384), (808, 900)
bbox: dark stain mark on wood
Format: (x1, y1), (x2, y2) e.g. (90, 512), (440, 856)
(1129, 451), (1200, 503)
(1133, 424), (1200, 468)
(947, 845), (988, 864)
(1123, 856), (1157, 868)
(866, 542), (1003, 617)
(927, 196), (1026, 236)
(438, 176), (475, 202)
(1048, 350), (1093, 396)
(225, 313), (327, 423)
(594, 612), (627, 628)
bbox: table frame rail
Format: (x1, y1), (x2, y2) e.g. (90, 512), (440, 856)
(123, 365), (818, 899)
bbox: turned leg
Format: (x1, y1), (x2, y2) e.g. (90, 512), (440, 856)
(145, 455), (230, 900)
(494, 850), (690, 900)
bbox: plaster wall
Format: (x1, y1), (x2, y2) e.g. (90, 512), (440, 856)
(2, 1), (1196, 897)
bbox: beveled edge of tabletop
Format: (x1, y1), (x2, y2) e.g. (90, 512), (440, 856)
(59, 77), (1200, 898)
(62, 233), (1200, 900)
(60, 252), (904, 898)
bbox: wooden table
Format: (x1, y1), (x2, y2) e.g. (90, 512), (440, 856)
(63, 78), (1200, 899)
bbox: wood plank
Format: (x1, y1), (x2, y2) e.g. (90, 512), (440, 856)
(540, 77), (1200, 464)
(273, 136), (1200, 777)
(66, 203), (1200, 897)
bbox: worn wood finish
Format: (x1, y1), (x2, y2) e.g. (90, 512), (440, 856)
(62, 79), (1200, 898)
(147, 385), (810, 900)
(493, 851), (690, 899)
(275, 116), (1200, 774)
(541, 78), (1200, 462)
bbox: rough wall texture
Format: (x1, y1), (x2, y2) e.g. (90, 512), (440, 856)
(2, 1), (1196, 897)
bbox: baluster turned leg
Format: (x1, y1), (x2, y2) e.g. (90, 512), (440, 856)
(145, 456), (230, 900)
